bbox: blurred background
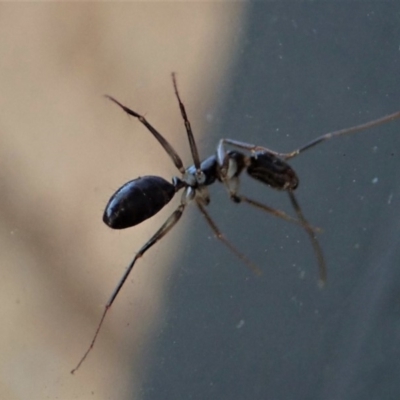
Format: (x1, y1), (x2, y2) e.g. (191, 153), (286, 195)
(1, 3), (399, 400)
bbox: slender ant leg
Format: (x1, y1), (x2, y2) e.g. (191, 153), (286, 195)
(221, 175), (323, 280)
(171, 73), (202, 174)
(196, 201), (262, 276)
(217, 109), (400, 161)
(105, 95), (186, 174)
(71, 204), (185, 374)
(283, 110), (400, 160)
(287, 191), (326, 286)
(217, 138), (281, 164)
(234, 194), (321, 234)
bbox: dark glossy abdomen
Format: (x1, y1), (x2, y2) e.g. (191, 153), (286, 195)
(103, 176), (175, 229)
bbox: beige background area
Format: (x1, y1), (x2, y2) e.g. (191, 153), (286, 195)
(0, 4), (247, 399)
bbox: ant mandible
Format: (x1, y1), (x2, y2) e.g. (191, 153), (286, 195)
(71, 73), (400, 373)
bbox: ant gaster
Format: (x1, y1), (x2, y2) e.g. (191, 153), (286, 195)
(71, 73), (400, 373)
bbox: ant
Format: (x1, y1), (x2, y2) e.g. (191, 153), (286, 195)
(71, 73), (400, 373)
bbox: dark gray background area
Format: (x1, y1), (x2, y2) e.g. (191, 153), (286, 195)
(142, 4), (400, 400)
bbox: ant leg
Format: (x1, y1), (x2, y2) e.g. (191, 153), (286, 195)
(171, 73), (204, 182)
(217, 110), (400, 163)
(283, 110), (400, 160)
(222, 176), (320, 233)
(105, 95), (185, 174)
(287, 190), (326, 287)
(71, 203), (185, 374)
(196, 200), (262, 276)
(234, 194), (321, 234)
(216, 138), (285, 167)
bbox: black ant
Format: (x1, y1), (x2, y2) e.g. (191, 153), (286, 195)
(71, 73), (400, 373)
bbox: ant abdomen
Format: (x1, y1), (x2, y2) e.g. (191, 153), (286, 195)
(103, 176), (176, 229)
